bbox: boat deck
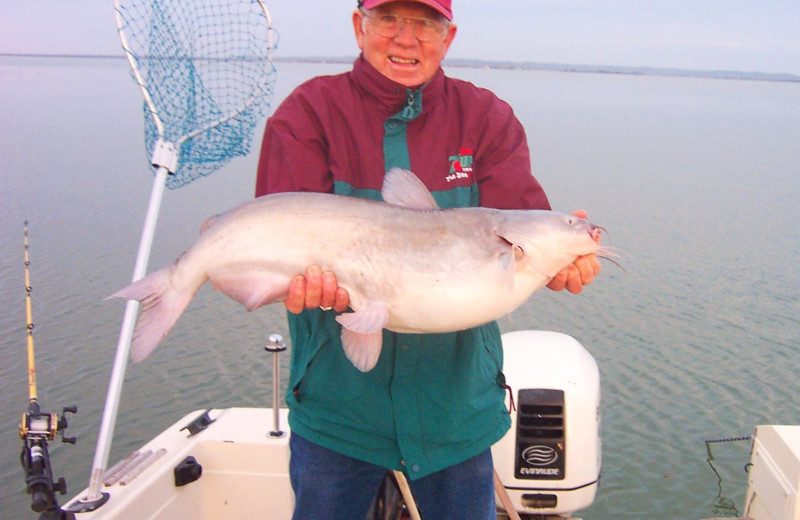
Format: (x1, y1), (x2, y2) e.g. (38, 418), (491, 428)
(65, 408), (293, 519)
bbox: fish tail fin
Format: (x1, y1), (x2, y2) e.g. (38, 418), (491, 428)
(107, 266), (193, 362)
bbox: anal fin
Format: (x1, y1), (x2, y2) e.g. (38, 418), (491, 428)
(336, 303), (389, 372)
(340, 329), (384, 372)
(209, 271), (289, 311)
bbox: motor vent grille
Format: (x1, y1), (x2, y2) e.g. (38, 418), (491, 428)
(515, 389), (565, 480)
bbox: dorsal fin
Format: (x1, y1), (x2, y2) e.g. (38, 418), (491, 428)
(381, 168), (440, 210)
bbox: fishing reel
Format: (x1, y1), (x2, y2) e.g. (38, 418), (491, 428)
(19, 405), (77, 444)
(20, 222), (79, 519)
(20, 403), (78, 519)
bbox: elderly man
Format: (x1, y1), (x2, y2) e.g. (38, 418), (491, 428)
(255, 1), (600, 518)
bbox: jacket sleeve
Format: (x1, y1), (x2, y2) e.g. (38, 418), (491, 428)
(255, 85), (334, 197)
(474, 94), (551, 211)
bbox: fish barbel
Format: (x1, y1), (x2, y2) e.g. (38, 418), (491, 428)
(109, 168), (602, 371)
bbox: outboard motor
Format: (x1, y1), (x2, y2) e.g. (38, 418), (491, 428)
(492, 331), (601, 518)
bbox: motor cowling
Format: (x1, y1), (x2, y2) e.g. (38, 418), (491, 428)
(492, 331), (601, 518)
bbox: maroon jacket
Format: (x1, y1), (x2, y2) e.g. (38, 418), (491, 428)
(254, 55), (551, 479)
(256, 54), (549, 211)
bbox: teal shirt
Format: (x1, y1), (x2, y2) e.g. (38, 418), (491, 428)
(285, 89), (509, 480)
(287, 312), (509, 479)
(256, 55), (549, 480)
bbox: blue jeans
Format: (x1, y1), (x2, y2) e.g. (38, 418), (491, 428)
(290, 434), (496, 519)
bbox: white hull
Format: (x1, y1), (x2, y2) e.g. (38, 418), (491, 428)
(59, 332), (800, 520)
(61, 412), (800, 520)
(744, 425), (800, 520)
(63, 331), (603, 520)
(65, 408), (293, 519)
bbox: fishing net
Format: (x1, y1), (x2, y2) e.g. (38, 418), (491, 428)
(115, 0), (278, 188)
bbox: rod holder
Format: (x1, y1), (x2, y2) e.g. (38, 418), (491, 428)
(264, 333), (287, 437)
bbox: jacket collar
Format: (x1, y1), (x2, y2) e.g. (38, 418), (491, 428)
(351, 54), (444, 115)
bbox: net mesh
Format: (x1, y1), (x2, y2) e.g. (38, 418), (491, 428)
(116, 0), (278, 188)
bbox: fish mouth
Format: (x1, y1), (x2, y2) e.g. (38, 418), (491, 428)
(590, 225), (605, 243)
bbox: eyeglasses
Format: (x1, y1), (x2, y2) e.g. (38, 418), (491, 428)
(364, 12), (448, 42)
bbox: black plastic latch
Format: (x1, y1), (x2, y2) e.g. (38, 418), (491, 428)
(180, 408), (215, 437)
(521, 493), (558, 509)
(174, 456), (202, 487)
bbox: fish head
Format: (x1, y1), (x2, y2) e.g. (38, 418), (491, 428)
(497, 210), (602, 279)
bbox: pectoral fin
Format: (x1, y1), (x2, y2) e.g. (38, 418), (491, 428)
(489, 227), (525, 295)
(336, 303), (389, 372)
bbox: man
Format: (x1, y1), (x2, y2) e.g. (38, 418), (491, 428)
(255, 1), (600, 518)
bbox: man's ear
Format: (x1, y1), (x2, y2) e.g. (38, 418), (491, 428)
(352, 9), (367, 51)
(442, 22), (457, 54)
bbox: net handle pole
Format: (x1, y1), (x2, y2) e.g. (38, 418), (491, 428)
(82, 0), (275, 505)
(83, 2), (176, 501)
(84, 165), (169, 501)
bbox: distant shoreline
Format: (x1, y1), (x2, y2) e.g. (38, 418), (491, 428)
(2, 52), (798, 84)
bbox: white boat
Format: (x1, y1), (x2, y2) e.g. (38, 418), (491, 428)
(58, 330), (603, 520)
(42, 331), (798, 520)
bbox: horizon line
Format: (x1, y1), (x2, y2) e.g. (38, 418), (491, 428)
(1, 52), (797, 84)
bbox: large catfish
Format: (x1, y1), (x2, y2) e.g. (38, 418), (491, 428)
(110, 168), (602, 372)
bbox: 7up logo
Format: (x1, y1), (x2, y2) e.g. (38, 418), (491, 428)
(447, 147), (473, 182)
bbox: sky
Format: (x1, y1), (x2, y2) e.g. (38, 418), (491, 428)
(2, 0), (799, 75)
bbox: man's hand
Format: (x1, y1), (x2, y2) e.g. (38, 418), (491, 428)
(546, 209), (602, 294)
(285, 265), (350, 314)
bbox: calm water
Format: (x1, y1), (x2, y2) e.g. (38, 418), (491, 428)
(1, 56), (798, 520)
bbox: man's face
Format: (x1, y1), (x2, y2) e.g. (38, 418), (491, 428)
(353, 2), (457, 88)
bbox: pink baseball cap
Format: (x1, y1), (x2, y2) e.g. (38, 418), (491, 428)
(359, 0), (453, 21)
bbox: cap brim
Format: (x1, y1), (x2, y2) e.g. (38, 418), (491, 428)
(361, 0), (452, 21)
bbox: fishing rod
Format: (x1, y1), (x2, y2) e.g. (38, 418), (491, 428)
(19, 221), (78, 520)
